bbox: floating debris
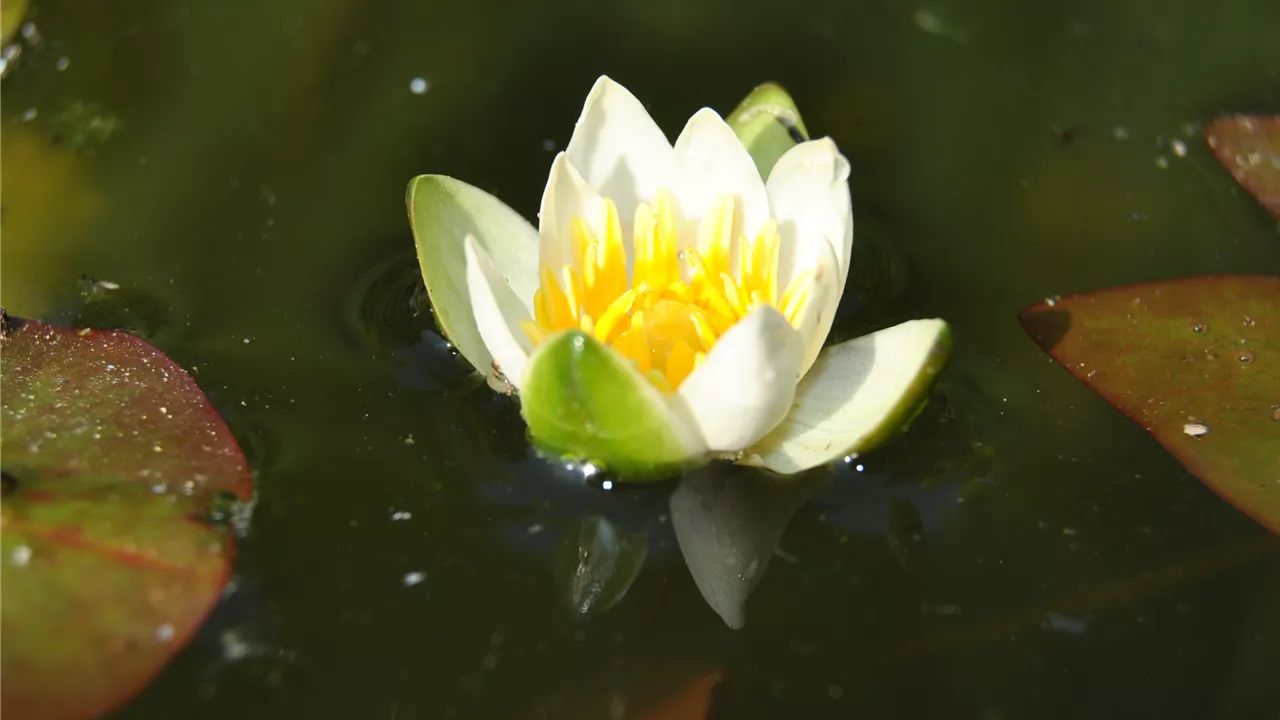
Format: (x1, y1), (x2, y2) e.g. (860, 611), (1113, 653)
(1182, 423), (1210, 438)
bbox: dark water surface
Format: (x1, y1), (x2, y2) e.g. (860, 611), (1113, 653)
(4, 0), (1280, 717)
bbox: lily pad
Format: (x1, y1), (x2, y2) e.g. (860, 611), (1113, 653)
(1, 314), (253, 719)
(1204, 115), (1280, 220)
(1019, 275), (1280, 534)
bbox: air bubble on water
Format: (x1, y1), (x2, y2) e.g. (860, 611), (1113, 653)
(1170, 139), (1188, 157)
(402, 571), (426, 586)
(409, 77), (431, 95)
(1183, 422), (1210, 438)
(10, 545), (32, 567)
(0, 45), (23, 77)
(601, 479), (614, 491)
(55, 56), (69, 71)
(155, 623), (175, 642)
(541, 139), (556, 152)
(390, 510), (412, 521)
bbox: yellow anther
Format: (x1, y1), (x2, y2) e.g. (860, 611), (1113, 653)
(522, 189), (812, 392)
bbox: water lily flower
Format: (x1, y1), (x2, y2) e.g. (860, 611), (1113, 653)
(408, 76), (950, 477)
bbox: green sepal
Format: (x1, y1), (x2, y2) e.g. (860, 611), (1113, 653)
(520, 330), (703, 479)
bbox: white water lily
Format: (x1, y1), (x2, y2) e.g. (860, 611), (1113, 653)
(408, 76), (950, 477)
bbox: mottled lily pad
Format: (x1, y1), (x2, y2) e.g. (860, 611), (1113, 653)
(1020, 276), (1280, 534)
(1, 314), (253, 719)
(1204, 115), (1280, 220)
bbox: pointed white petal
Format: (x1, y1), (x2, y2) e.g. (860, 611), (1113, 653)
(766, 138), (853, 297)
(788, 236), (841, 378)
(538, 153), (603, 273)
(565, 76), (674, 225)
(677, 306), (803, 452)
(742, 319), (951, 475)
(464, 235), (536, 390)
(671, 108), (772, 254)
(407, 175), (539, 377)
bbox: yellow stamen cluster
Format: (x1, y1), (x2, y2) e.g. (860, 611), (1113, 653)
(521, 190), (814, 392)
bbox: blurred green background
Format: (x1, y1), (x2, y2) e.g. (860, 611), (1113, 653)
(2, 0), (1279, 717)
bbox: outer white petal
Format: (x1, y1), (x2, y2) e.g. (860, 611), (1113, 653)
(464, 235), (536, 390)
(676, 306), (803, 452)
(789, 236), (841, 378)
(766, 138), (853, 297)
(742, 319), (952, 475)
(538, 153), (604, 273)
(565, 76), (674, 227)
(671, 108), (772, 258)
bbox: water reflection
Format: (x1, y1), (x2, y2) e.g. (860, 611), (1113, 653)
(553, 514), (649, 622)
(670, 465), (826, 629)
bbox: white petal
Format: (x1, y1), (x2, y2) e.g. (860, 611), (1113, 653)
(464, 235), (536, 390)
(407, 175), (540, 377)
(565, 76), (674, 226)
(676, 306), (803, 452)
(538, 153), (603, 273)
(742, 319), (951, 475)
(766, 138), (853, 297)
(671, 108), (772, 256)
(789, 236), (841, 377)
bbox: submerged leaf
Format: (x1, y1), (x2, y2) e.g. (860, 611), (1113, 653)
(1020, 275), (1280, 535)
(1204, 115), (1280, 220)
(0, 315), (253, 719)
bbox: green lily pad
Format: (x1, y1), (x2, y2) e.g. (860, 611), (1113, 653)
(1204, 115), (1280, 220)
(1, 0), (28, 45)
(726, 82), (810, 179)
(1, 314), (253, 719)
(520, 330), (703, 478)
(1019, 275), (1280, 535)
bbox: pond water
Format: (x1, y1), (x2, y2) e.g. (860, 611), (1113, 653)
(3, 0), (1280, 717)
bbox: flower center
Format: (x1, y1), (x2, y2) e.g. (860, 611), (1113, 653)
(520, 189), (814, 392)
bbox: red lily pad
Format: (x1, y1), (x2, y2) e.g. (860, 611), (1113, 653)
(1, 314), (253, 719)
(1204, 115), (1280, 220)
(1020, 275), (1280, 535)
